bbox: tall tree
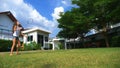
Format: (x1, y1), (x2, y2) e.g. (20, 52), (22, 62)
(57, 0), (120, 47)
(57, 8), (90, 38)
(73, 0), (120, 47)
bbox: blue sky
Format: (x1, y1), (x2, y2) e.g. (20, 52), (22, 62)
(0, 0), (76, 38)
(25, 0), (55, 20)
(24, 0), (73, 19)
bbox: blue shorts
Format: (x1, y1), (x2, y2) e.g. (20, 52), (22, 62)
(13, 36), (19, 40)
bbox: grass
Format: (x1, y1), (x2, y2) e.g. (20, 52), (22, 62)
(0, 47), (120, 68)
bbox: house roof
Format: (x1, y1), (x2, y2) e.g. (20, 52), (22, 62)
(0, 11), (24, 29)
(22, 27), (51, 34)
(0, 11), (17, 22)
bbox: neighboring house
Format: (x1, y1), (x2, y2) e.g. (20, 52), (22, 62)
(85, 23), (120, 37)
(85, 29), (97, 37)
(22, 27), (51, 49)
(111, 23), (120, 28)
(47, 38), (67, 50)
(0, 11), (23, 40)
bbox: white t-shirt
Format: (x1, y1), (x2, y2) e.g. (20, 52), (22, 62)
(13, 26), (20, 37)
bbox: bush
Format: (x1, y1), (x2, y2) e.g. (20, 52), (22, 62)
(0, 39), (41, 51)
(49, 44), (53, 49)
(0, 39), (12, 52)
(24, 41), (41, 51)
(110, 36), (120, 47)
(58, 43), (64, 49)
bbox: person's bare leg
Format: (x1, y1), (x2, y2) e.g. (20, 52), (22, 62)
(10, 38), (16, 56)
(21, 43), (24, 48)
(21, 43), (24, 50)
(16, 44), (19, 55)
(16, 40), (21, 55)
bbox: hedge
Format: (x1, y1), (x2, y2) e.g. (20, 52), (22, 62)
(110, 35), (120, 47)
(0, 39), (12, 52)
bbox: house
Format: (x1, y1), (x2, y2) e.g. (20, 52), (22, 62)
(22, 27), (51, 49)
(0, 11), (51, 50)
(0, 11), (23, 40)
(47, 37), (67, 50)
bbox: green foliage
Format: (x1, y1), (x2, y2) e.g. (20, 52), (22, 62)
(0, 39), (12, 52)
(58, 43), (64, 49)
(72, 0), (120, 29)
(24, 41), (41, 51)
(110, 36), (120, 47)
(57, 9), (89, 38)
(58, 0), (120, 47)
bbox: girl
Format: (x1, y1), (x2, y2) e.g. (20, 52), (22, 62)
(10, 21), (22, 56)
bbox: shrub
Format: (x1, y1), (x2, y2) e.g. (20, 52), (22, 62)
(0, 39), (41, 51)
(0, 39), (12, 52)
(49, 44), (53, 49)
(58, 42), (64, 49)
(24, 41), (41, 51)
(110, 36), (120, 47)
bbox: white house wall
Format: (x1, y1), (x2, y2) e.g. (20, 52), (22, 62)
(37, 30), (49, 36)
(0, 14), (14, 40)
(22, 28), (50, 49)
(23, 31), (37, 44)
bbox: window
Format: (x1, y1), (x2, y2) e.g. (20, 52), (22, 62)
(27, 35), (33, 42)
(45, 36), (48, 42)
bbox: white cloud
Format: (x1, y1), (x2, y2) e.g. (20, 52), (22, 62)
(61, 0), (71, 6)
(0, 0), (55, 33)
(52, 7), (64, 19)
(61, 0), (67, 5)
(61, 0), (79, 8)
(50, 6), (65, 37)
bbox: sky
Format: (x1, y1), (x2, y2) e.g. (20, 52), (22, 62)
(0, 0), (77, 38)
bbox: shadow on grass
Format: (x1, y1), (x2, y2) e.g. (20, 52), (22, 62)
(41, 63), (57, 68)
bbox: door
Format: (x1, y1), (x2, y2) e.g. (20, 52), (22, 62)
(37, 34), (43, 46)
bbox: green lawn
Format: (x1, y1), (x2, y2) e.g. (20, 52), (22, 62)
(0, 48), (120, 68)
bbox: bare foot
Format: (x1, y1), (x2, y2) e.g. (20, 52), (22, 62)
(21, 45), (24, 48)
(16, 53), (21, 55)
(16, 44), (20, 48)
(10, 53), (13, 56)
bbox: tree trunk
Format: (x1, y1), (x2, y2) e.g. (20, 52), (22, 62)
(103, 32), (109, 47)
(102, 26), (110, 47)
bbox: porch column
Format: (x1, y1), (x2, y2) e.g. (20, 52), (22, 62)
(52, 42), (55, 50)
(64, 39), (67, 50)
